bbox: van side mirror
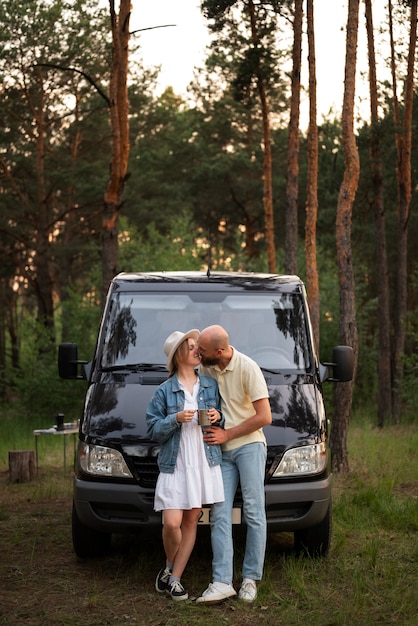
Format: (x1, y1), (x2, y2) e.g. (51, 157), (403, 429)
(321, 345), (353, 383)
(58, 343), (87, 379)
(331, 345), (353, 382)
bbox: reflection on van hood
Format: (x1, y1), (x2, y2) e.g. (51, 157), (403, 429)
(80, 374), (326, 449)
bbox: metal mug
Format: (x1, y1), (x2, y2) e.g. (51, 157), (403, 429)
(198, 409), (211, 427)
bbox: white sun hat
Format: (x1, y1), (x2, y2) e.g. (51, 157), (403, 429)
(164, 329), (200, 371)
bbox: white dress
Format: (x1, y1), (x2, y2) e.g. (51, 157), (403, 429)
(154, 379), (224, 511)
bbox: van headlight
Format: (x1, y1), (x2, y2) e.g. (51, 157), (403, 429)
(78, 442), (133, 478)
(272, 442), (327, 477)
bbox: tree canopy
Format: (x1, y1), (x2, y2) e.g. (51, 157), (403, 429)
(0, 0), (417, 439)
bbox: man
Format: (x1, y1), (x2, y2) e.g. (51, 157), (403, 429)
(196, 325), (272, 604)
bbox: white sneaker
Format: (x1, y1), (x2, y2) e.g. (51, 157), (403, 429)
(238, 578), (257, 602)
(196, 581), (237, 604)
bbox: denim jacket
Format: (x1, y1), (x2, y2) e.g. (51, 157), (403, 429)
(146, 372), (223, 473)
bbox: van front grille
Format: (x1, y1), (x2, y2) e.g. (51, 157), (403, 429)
(129, 456), (159, 488)
(128, 450), (275, 489)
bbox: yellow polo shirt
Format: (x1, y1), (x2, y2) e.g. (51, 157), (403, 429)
(200, 347), (268, 451)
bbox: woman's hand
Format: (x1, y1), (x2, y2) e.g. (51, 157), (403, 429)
(207, 408), (220, 424)
(176, 409), (195, 423)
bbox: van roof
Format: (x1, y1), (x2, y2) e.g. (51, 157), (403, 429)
(113, 271), (303, 292)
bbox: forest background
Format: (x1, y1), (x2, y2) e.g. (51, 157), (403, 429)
(0, 0), (417, 473)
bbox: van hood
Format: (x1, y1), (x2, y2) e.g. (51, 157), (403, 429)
(80, 373), (326, 450)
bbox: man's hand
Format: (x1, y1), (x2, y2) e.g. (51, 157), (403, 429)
(203, 398), (272, 445)
(203, 425), (228, 445)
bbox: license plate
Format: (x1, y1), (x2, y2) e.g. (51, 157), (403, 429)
(198, 507), (241, 525)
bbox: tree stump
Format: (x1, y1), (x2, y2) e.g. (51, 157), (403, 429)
(9, 450), (36, 483)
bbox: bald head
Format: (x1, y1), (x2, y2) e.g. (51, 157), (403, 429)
(200, 325), (229, 350)
(198, 325), (232, 368)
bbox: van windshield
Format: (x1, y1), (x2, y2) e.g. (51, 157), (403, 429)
(100, 292), (311, 372)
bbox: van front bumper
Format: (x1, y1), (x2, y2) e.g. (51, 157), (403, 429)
(73, 476), (162, 533)
(264, 474), (332, 532)
(74, 473), (332, 535)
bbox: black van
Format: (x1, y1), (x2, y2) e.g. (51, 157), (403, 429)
(58, 271), (353, 558)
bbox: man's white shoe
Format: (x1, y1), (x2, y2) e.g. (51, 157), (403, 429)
(238, 578), (257, 602)
(196, 582), (237, 604)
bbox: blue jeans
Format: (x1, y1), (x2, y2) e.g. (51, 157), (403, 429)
(210, 442), (267, 584)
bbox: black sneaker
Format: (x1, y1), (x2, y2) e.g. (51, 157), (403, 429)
(155, 567), (171, 593)
(167, 580), (188, 601)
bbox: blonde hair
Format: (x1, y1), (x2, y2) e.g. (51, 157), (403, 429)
(169, 339), (190, 376)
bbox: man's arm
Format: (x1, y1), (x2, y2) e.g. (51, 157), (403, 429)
(203, 397), (272, 445)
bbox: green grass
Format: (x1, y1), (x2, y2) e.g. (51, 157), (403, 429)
(0, 409), (77, 472)
(0, 408), (417, 625)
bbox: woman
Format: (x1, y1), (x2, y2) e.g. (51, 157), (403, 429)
(146, 329), (224, 601)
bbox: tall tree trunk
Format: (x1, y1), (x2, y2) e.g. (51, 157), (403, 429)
(331, 0), (360, 473)
(7, 286), (19, 371)
(34, 69), (55, 338)
(285, 0), (302, 276)
(59, 124), (82, 341)
(365, 0), (392, 427)
(390, 0), (417, 422)
(304, 0), (320, 350)
(102, 0), (131, 305)
(0, 281), (5, 398)
(248, 0), (276, 273)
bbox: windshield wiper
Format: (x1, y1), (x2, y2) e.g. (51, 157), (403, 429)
(260, 367), (281, 374)
(101, 363), (167, 372)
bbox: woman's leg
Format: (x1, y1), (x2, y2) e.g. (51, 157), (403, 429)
(162, 509), (183, 565)
(172, 508), (201, 578)
(163, 508), (201, 579)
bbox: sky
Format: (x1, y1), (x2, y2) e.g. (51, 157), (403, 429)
(125, 1), (391, 128)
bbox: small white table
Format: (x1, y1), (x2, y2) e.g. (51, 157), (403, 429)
(33, 422), (79, 472)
